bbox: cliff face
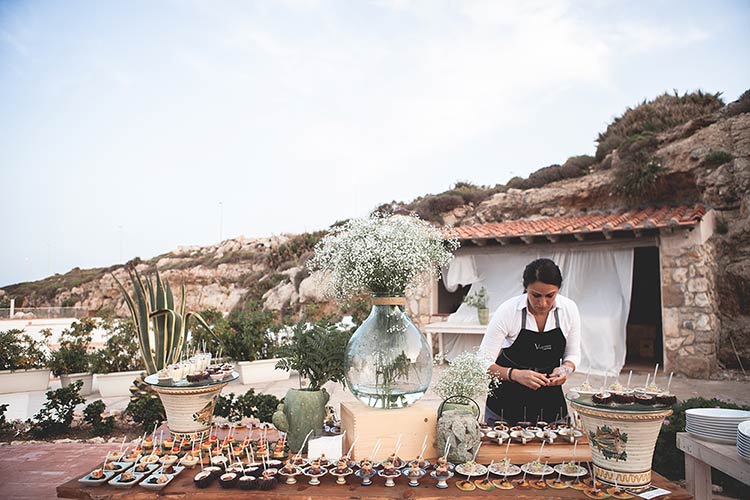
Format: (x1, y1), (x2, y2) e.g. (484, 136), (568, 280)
(2, 94), (748, 369)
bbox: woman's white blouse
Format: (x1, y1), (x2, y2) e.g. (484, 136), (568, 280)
(479, 293), (581, 371)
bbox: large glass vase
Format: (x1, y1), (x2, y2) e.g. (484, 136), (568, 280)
(345, 296), (432, 409)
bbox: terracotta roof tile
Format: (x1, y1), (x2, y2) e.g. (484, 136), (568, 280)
(447, 205), (706, 241)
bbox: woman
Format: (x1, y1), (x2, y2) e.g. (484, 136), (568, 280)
(479, 258), (580, 425)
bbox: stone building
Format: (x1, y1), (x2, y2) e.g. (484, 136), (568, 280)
(407, 205), (718, 378)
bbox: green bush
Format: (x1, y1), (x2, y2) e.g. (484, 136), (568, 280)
(275, 321), (351, 391)
(654, 397), (749, 497)
(49, 319), (96, 376)
(125, 390), (165, 433)
(596, 90), (724, 160)
(210, 302), (279, 362)
(0, 328), (50, 370)
(214, 389), (281, 423)
(90, 318), (142, 374)
(613, 159), (664, 200)
(703, 150), (733, 167)
(83, 399), (115, 436)
(27, 380), (86, 438)
(0, 403), (8, 433)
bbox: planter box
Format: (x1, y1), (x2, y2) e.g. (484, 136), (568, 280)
(237, 358), (290, 385)
(60, 372), (94, 396)
(95, 370), (141, 398)
(0, 368), (51, 393)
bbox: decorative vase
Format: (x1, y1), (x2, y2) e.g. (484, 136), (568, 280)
(477, 307), (489, 325)
(570, 399), (673, 491)
(345, 295), (432, 409)
(272, 388), (330, 453)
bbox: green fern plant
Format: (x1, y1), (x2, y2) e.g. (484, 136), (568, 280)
(114, 268), (213, 375)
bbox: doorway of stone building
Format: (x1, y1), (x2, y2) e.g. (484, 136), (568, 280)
(624, 246), (663, 370)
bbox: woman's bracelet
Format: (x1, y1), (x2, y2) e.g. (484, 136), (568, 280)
(507, 367), (514, 382)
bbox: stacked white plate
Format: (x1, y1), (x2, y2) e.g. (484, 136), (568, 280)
(685, 408), (750, 444)
(737, 420), (750, 461)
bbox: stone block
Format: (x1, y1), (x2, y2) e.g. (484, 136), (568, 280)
(662, 308), (681, 334)
(695, 314), (712, 331)
(694, 292), (710, 308)
(695, 331), (716, 343)
(676, 356), (712, 378)
(687, 277), (709, 293)
(662, 285), (684, 307)
(679, 346), (696, 356)
(695, 343), (716, 355)
(683, 332), (695, 345)
(672, 268), (688, 284)
(665, 337), (684, 351)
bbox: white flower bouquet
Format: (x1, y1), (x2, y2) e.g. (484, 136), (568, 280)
(308, 212), (460, 301)
(435, 350), (499, 402)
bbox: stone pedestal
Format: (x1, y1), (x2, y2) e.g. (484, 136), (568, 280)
(340, 400), (439, 461)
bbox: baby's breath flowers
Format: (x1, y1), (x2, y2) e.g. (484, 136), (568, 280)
(308, 213), (460, 301)
(435, 351), (499, 402)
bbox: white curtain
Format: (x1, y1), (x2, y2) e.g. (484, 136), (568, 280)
(441, 246), (634, 375)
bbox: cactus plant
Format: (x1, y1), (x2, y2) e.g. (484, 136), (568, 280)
(114, 268), (212, 375)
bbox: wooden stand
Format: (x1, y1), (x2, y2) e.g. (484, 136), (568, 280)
(341, 400), (440, 460)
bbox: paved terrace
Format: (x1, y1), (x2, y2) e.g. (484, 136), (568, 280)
(1, 368), (748, 500)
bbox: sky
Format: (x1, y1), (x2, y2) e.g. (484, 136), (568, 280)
(1, 0), (748, 287)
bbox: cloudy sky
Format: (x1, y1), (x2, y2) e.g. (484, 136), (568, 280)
(1, 0), (748, 287)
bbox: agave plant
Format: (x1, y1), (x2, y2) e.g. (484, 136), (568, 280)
(114, 268), (212, 375)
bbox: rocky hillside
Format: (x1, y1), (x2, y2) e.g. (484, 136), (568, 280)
(2, 90), (749, 368)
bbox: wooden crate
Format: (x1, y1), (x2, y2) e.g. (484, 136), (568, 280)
(340, 400), (440, 461)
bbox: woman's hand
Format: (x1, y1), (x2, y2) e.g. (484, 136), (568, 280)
(547, 364), (573, 386)
(512, 369), (549, 390)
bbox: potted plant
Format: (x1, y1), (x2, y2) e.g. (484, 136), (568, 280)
(115, 268), (219, 435)
(463, 286), (490, 325)
(203, 305), (290, 385)
(308, 212), (459, 409)
(49, 318), (96, 396)
(272, 321), (350, 453)
(434, 350), (499, 417)
(0, 328), (51, 393)
(91, 317), (144, 397)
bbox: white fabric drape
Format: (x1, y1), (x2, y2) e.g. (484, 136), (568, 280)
(441, 255), (481, 292)
(441, 247), (634, 375)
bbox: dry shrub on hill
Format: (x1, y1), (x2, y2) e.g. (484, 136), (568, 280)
(596, 90), (724, 160)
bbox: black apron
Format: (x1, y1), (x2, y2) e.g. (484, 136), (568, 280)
(486, 307), (567, 425)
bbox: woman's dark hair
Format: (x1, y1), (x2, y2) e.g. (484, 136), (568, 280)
(523, 258), (563, 290)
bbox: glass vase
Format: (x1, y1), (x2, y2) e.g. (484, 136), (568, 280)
(345, 295), (432, 409)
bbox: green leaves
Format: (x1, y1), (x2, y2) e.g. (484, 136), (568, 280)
(275, 322), (350, 391)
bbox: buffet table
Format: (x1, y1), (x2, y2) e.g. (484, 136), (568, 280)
(57, 466), (692, 500)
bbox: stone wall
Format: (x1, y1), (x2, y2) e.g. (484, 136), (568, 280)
(660, 213), (720, 377)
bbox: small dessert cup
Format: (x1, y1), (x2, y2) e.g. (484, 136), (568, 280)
(430, 469), (454, 489)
